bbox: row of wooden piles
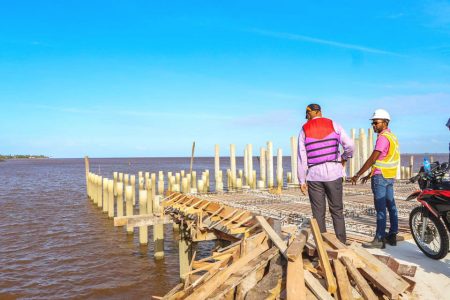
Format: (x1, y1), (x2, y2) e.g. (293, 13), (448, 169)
(158, 193), (417, 300)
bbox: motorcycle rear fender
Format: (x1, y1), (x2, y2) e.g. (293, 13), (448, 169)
(406, 190), (421, 201)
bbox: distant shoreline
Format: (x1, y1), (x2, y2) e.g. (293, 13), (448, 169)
(0, 155), (49, 162)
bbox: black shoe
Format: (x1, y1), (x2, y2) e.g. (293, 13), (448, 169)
(385, 233), (397, 246)
(362, 237), (385, 249)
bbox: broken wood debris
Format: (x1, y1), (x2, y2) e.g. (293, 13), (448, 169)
(156, 194), (417, 300)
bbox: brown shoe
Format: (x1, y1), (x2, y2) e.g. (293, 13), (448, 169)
(362, 237), (385, 249)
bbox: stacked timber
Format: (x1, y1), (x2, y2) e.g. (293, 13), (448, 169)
(158, 193), (416, 300)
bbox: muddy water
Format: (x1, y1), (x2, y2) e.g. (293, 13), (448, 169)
(0, 158), (198, 299)
(0, 154), (445, 299)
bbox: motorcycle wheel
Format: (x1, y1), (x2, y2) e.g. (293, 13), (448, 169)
(410, 206), (449, 260)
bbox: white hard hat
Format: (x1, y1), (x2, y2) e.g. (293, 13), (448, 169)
(370, 109), (391, 121)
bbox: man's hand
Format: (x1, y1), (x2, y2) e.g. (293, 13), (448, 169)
(300, 183), (308, 195)
(361, 174), (370, 184)
(341, 159), (347, 167)
(350, 174), (360, 185)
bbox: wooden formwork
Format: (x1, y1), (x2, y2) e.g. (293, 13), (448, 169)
(201, 181), (419, 242)
(135, 192), (416, 300)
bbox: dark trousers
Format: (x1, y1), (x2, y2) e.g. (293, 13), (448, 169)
(307, 178), (346, 243)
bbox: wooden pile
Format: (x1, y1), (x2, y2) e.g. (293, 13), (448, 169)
(160, 216), (417, 300)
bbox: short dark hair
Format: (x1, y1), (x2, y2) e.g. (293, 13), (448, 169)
(306, 104), (321, 112)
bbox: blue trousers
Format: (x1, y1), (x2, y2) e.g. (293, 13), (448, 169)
(371, 174), (399, 239)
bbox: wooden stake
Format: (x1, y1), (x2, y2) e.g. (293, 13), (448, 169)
(116, 182), (124, 218)
(153, 195), (164, 259)
(139, 190), (148, 245)
(107, 179), (114, 218)
(190, 141), (195, 175)
(125, 185), (133, 234)
(310, 218), (337, 294)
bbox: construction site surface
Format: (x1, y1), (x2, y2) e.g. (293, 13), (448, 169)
(113, 181), (449, 300)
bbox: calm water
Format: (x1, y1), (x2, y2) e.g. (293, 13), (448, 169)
(0, 154), (447, 299)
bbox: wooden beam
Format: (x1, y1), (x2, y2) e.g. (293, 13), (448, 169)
(333, 259), (352, 300)
(304, 269), (334, 300)
(208, 209), (238, 229)
(184, 236), (269, 300)
(256, 215), (288, 259)
(340, 256), (377, 300)
(245, 254), (284, 300)
(208, 247), (279, 299)
(287, 252), (306, 300)
(231, 215), (253, 229)
(161, 283), (183, 300)
(322, 232), (346, 250)
(286, 230), (308, 300)
(349, 244), (409, 294)
(113, 214), (173, 227)
(310, 218), (337, 294)
(358, 268), (400, 299)
(286, 230), (308, 262)
(373, 254), (417, 277)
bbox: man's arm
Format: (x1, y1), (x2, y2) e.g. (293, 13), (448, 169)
(333, 122), (354, 162)
(351, 150), (381, 184)
(297, 129), (309, 195)
(297, 129), (307, 184)
(351, 134), (388, 184)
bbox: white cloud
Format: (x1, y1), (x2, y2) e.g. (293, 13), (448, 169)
(33, 104), (233, 121)
(248, 28), (402, 56)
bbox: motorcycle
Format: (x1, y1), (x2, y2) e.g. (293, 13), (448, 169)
(406, 161), (450, 259)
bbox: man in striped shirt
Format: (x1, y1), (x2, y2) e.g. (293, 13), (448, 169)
(297, 104), (354, 243)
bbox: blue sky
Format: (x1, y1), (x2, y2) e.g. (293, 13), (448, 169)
(0, 1), (449, 157)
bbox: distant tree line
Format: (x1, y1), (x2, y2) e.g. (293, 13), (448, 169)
(0, 154), (49, 161)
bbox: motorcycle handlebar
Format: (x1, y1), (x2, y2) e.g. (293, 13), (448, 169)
(409, 161), (449, 183)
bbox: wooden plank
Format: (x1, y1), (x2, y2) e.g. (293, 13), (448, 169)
(245, 254), (284, 300)
(231, 215), (253, 229)
(401, 275), (416, 293)
(305, 242), (317, 256)
(303, 259), (319, 274)
(113, 214), (173, 227)
(184, 236), (269, 300)
(322, 232), (346, 250)
(358, 267), (400, 299)
(208, 209), (238, 229)
(373, 254), (417, 277)
(306, 287), (319, 300)
(287, 252), (306, 300)
(222, 210), (247, 227)
(310, 218), (337, 294)
(349, 244), (409, 294)
(333, 259), (352, 300)
(304, 269), (334, 300)
(256, 215), (288, 259)
(161, 282), (183, 300)
(186, 255), (232, 276)
(235, 232), (266, 299)
(170, 260), (223, 299)
(286, 230), (308, 300)
(286, 230), (308, 262)
(208, 247), (279, 299)
(340, 256), (377, 300)
(201, 205), (224, 225)
(340, 250), (365, 268)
